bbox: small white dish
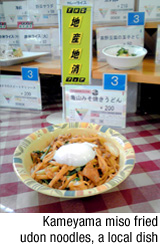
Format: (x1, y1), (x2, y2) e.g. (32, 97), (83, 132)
(102, 44), (147, 70)
(0, 51), (50, 66)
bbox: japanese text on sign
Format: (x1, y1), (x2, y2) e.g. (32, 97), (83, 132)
(93, 0), (134, 23)
(65, 84), (127, 128)
(96, 25), (144, 61)
(18, 21), (33, 29)
(62, 5), (92, 85)
(0, 75), (42, 110)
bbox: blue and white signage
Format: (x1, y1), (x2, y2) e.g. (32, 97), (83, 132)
(103, 73), (127, 128)
(103, 73), (126, 91)
(22, 67), (39, 82)
(65, 75), (127, 128)
(128, 12), (145, 26)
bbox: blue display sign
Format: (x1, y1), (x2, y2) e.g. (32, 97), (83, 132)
(103, 74), (127, 91)
(21, 67), (39, 81)
(128, 12), (145, 26)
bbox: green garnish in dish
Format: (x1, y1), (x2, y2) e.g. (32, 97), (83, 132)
(67, 166), (85, 176)
(33, 150), (45, 154)
(40, 145), (51, 161)
(116, 47), (136, 57)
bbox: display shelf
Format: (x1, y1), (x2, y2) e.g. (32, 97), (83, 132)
(0, 57), (106, 76)
(5, 25), (59, 30)
(93, 21), (160, 30)
(1, 56), (160, 84)
(92, 57), (160, 85)
(5, 21), (160, 30)
(0, 57), (61, 75)
(145, 22), (160, 29)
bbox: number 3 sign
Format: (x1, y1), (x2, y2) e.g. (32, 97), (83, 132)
(103, 74), (127, 91)
(103, 73), (127, 128)
(128, 12), (145, 26)
(21, 67), (39, 81)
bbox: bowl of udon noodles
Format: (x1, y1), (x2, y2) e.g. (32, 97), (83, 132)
(13, 122), (135, 198)
(102, 44), (147, 70)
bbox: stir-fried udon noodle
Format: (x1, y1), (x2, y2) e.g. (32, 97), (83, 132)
(30, 133), (120, 190)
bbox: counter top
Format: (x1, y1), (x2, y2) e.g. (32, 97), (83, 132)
(0, 57), (62, 75)
(92, 57), (160, 85)
(1, 56), (160, 84)
(1, 107), (160, 213)
(0, 57), (106, 76)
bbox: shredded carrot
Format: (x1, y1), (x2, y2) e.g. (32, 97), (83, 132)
(48, 164), (69, 188)
(31, 162), (44, 179)
(30, 133), (120, 190)
(96, 149), (109, 174)
(59, 173), (77, 190)
(35, 174), (49, 180)
(42, 151), (55, 164)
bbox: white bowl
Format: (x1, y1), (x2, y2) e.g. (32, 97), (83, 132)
(102, 44), (147, 70)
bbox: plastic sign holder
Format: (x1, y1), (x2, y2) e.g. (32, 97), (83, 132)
(54, 1), (93, 125)
(46, 1), (93, 124)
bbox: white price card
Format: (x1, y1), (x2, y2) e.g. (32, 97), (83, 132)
(27, 0), (58, 26)
(0, 74), (42, 110)
(3, 1), (29, 27)
(65, 77), (127, 128)
(19, 29), (52, 52)
(0, 3), (5, 22)
(156, 25), (160, 64)
(0, 30), (20, 49)
(96, 25), (144, 61)
(93, 0), (134, 23)
(138, 0), (160, 21)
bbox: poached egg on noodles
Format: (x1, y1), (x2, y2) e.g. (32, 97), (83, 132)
(53, 142), (97, 167)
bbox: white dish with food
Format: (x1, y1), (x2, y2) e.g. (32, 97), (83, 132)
(13, 122), (135, 198)
(102, 44), (147, 70)
(0, 51), (50, 66)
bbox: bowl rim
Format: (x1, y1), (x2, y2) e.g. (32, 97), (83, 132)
(13, 122), (135, 198)
(102, 44), (148, 58)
